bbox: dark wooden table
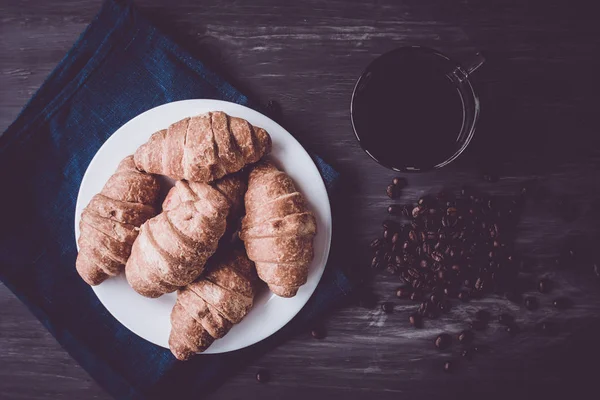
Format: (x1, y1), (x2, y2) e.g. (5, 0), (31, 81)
(2, 0), (600, 399)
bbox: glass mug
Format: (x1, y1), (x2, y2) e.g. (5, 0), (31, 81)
(350, 46), (485, 172)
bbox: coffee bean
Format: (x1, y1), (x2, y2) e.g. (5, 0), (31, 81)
(381, 302), (394, 313)
(256, 369), (270, 383)
(392, 177), (407, 188)
(538, 279), (552, 293)
(553, 297), (572, 309)
(311, 326), (326, 339)
(391, 232), (400, 244)
(505, 324), (520, 336)
(461, 349), (474, 360)
(396, 287), (411, 298)
(470, 319), (487, 331)
(458, 330), (474, 344)
(370, 238), (386, 251)
(387, 184), (400, 199)
(409, 313), (423, 328)
(475, 310), (491, 322)
(429, 293), (441, 304)
(370, 256), (381, 269)
(458, 290), (470, 302)
(443, 360), (454, 373)
(412, 207), (421, 218)
(498, 313), (514, 325)
(434, 333), (452, 350)
(401, 205), (412, 217)
(524, 296), (539, 310)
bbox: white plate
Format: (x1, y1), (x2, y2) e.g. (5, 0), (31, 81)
(74, 100), (332, 354)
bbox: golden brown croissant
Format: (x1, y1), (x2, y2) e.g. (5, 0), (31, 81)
(133, 111), (271, 183)
(76, 156), (160, 286)
(169, 249), (257, 360)
(240, 161), (317, 297)
(162, 173), (246, 221)
(125, 180), (234, 298)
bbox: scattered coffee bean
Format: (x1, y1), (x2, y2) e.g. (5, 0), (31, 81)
(458, 330), (474, 344)
(470, 319), (487, 331)
(370, 238), (386, 251)
(461, 349), (474, 360)
(370, 256), (381, 269)
(383, 229), (391, 241)
(443, 360), (454, 373)
(381, 302), (394, 313)
(553, 297), (572, 309)
(256, 369), (270, 383)
(387, 184), (400, 199)
(498, 313), (514, 325)
(409, 313), (423, 328)
(392, 177), (407, 188)
(396, 287), (411, 298)
(475, 310), (491, 322)
(538, 279), (552, 294)
(311, 326), (326, 339)
(505, 324), (520, 336)
(593, 262), (600, 280)
(434, 333), (452, 350)
(524, 296), (539, 310)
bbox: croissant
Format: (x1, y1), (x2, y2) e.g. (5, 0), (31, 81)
(125, 180), (234, 298)
(162, 172), (246, 221)
(169, 249), (257, 360)
(134, 111), (272, 183)
(240, 161), (317, 297)
(76, 156), (160, 286)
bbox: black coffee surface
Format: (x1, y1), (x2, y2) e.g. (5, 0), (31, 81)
(352, 48), (465, 170)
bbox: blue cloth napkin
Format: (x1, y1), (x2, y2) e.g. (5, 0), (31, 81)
(0, 0), (354, 398)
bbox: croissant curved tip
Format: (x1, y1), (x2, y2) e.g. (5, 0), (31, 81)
(269, 284), (299, 298)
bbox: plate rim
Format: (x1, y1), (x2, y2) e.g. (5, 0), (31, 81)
(74, 99), (332, 354)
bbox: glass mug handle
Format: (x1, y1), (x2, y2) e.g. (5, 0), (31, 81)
(452, 52), (485, 82)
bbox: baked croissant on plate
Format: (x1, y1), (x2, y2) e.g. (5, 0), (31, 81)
(134, 111), (271, 183)
(162, 172), (246, 221)
(240, 161), (317, 297)
(125, 175), (245, 298)
(76, 155), (160, 286)
(169, 249), (257, 360)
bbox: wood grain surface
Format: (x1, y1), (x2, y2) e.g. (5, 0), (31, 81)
(2, 0), (600, 399)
